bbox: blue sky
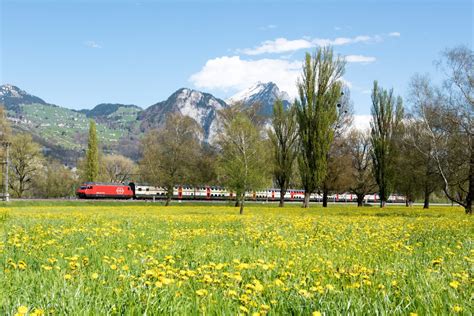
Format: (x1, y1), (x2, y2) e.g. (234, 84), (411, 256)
(1, 0), (472, 119)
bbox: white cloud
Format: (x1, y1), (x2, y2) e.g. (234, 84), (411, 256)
(189, 56), (301, 98)
(239, 38), (313, 55)
(345, 55), (376, 63)
(84, 41), (101, 48)
(240, 34), (380, 55)
(189, 55), (352, 99)
(352, 115), (372, 131)
(388, 32), (401, 37)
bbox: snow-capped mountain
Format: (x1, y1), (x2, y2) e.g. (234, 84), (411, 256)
(0, 84), (47, 112)
(139, 88), (227, 142)
(226, 82), (291, 117)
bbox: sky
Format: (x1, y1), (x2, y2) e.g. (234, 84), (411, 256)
(1, 0), (473, 122)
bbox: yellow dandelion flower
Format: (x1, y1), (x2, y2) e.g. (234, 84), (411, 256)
(110, 264), (118, 270)
(452, 305), (462, 313)
(64, 274), (72, 280)
(17, 306), (28, 314)
(274, 279), (284, 287)
(196, 289), (208, 297)
(239, 306), (249, 313)
(449, 280), (459, 289)
(31, 308), (45, 316)
(18, 261), (27, 270)
(91, 272), (99, 280)
(312, 311), (322, 316)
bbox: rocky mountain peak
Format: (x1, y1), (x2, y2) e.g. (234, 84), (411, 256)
(226, 82), (291, 117)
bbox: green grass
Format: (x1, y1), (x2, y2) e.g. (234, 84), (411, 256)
(0, 204), (472, 315)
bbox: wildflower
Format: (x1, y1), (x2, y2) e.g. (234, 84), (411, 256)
(91, 272), (99, 280)
(17, 306), (28, 314)
(449, 280), (459, 289)
(452, 305), (463, 313)
(239, 306), (249, 313)
(31, 308), (45, 316)
(64, 274), (72, 280)
(110, 264), (118, 270)
(312, 312), (322, 316)
(196, 289), (208, 297)
(274, 279), (284, 287)
(18, 261), (27, 270)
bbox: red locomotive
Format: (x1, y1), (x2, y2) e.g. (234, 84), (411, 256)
(76, 182), (133, 199)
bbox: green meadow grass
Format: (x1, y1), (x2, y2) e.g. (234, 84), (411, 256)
(0, 203), (472, 315)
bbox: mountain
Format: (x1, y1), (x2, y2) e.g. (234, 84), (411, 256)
(82, 103), (142, 118)
(139, 88), (227, 141)
(226, 82), (291, 117)
(0, 84), (48, 112)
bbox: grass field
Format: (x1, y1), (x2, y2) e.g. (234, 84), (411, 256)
(0, 203), (472, 315)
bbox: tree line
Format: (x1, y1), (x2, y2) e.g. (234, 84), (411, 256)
(0, 45), (471, 214)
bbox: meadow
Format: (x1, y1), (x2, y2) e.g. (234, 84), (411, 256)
(0, 202), (472, 315)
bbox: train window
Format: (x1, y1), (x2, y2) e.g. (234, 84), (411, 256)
(87, 186), (92, 189)
(80, 186), (86, 190)
(138, 188), (142, 191)
(146, 188), (149, 191)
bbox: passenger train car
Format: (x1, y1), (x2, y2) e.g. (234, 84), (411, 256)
(76, 182), (405, 203)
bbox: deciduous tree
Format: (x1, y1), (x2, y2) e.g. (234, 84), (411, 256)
(217, 105), (270, 214)
(140, 113), (202, 206)
(85, 120), (99, 182)
(269, 100), (298, 207)
(9, 133), (44, 197)
(101, 154), (136, 183)
(348, 129), (377, 206)
(370, 81), (404, 207)
(295, 47), (345, 208)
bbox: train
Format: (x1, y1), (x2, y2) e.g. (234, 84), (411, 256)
(76, 182), (406, 203)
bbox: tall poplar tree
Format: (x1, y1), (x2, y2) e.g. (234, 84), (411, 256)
(269, 100), (299, 207)
(85, 119), (99, 182)
(295, 47), (345, 208)
(370, 81), (404, 207)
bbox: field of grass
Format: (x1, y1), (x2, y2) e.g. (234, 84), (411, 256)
(0, 203), (472, 315)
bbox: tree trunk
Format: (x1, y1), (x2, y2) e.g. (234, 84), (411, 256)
(239, 193), (245, 214)
(356, 194), (364, 207)
(278, 194), (285, 207)
(379, 194), (385, 208)
(165, 187), (172, 206)
(303, 192), (310, 208)
(423, 189), (430, 209)
(405, 198), (409, 207)
(322, 189), (328, 208)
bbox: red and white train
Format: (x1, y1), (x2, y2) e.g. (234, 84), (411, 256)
(76, 182), (405, 203)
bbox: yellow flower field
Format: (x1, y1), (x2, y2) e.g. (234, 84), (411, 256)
(0, 203), (472, 315)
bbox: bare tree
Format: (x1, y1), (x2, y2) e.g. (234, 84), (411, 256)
(348, 129), (377, 206)
(101, 154), (136, 183)
(408, 45), (473, 213)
